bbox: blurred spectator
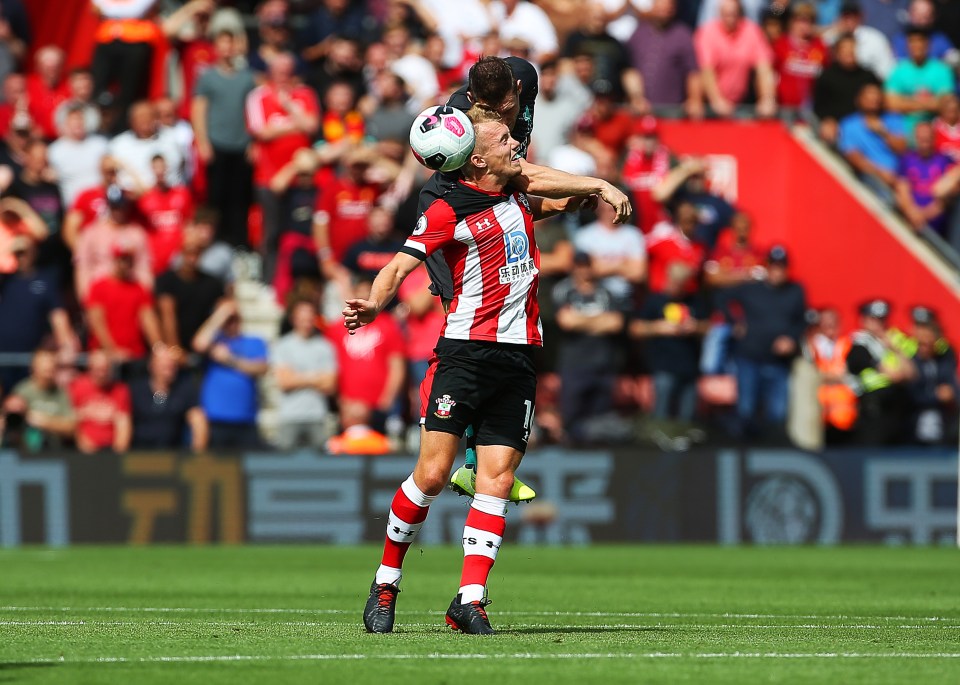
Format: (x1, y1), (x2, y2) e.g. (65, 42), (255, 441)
(170, 208), (235, 286)
(48, 104), (109, 206)
(306, 36), (365, 105)
(694, 0), (777, 118)
(3, 139), (62, 242)
(0, 73), (27, 139)
(806, 307), (858, 438)
(327, 276), (405, 428)
(156, 238), (225, 351)
(530, 59), (589, 165)
(698, 0), (766, 23)
(396, 264), (444, 399)
(772, 3), (828, 109)
(574, 200), (647, 301)
(192, 299), (268, 449)
(85, 241), (162, 361)
(418, 0), (492, 70)
(626, 0), (704, 118)
(300, 0), (366, 63)
(899, 307), (958, 444)
(534, 215), (574, 372)
(933, 93), (960, 162)
(74, 185), (151, 299)
(575, 80), (635, 164)
(69, 349), (132, 454)
(245, 51), (320, 278)
(130, 345), (208, 451)
(891, 0), (957, 61)
(846, 299), (916, 444)
(824, 2), (896, 80)
(489, 0), (559, 64)
(722, 245), (807, 437)
(248, 0), (300, 77)
(0, 107), (31, 175)
(364, 71), (415, 149)
(0, 197), (47, 274)
(0, 0), (28, 87)
(622, 117), (675, 234)
(838, 82), (907, 205)
(108, 100), (185, 189)
(562, 1), (645, 110)
(341, 205), (403, 282)
(271, 298), (338, 450)
(192, 29), (255, 248)
(813, 34), (881, 146)
(320, 79), (364, 144)
(702, 211), (765, 287)
(884, 26), (956, 136)
(25, 45), (67, 141)
(554, 252), (625, 442)
(895, 121), (956, 235)
(62, 156), (144, 250)
(326, 399), (392, 455)
(654, 157), (736, 250)
(0, 235), (76, 392)
(90, 0), (163, 131)
(155, 96), (194, 177)
(632, 262), (709, 422)
(137, 155), (194, 275)
(383, 24), (439, 111)
(161, 0), (217, 121)
(1, 350), (75, 451)
(52, 68), (101, 136)
(313, 146), (382, 270)
(645, 200), (705, 293)
(934, 0), (960, 50)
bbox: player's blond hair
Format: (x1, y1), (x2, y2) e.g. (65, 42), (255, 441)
(465, 105), (503, 127)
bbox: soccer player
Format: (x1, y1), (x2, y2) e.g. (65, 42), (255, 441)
(419, 55), (633, 503)
(347, 107), (590, 634)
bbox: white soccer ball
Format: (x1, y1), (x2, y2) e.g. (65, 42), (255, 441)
(409, 105), (475, 173)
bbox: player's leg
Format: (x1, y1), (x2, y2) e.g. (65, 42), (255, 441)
(449, 427), (537, 503)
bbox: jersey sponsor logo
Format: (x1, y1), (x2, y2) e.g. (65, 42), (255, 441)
(515, 193), (531, 214)
(434, 394), (456, 419)
(498, 257), (537, 284)
(413, 215), (427, 236)
(475, 217), (493, 233)
(505, 229), (529, 264)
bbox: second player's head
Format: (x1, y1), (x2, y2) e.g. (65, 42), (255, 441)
(462, 107), (522, 185)
(467, 57), (521, 129)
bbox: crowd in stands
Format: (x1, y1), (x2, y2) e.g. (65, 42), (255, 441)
(0, 0), (958, 455)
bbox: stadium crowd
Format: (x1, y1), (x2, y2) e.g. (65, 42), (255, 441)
(0, 0), (958, 454)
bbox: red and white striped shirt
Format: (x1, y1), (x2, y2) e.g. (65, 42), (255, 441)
(401, 182), (542, 346)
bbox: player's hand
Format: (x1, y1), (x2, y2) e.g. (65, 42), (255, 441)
(599, 182), (632, 224)
(343, 299), (380, 334)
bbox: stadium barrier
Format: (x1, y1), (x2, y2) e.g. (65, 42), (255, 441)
(2, 447), (955, 548)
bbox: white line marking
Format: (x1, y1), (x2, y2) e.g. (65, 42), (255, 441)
(14, 652), (960, 665)
(3, 607), (958, 622)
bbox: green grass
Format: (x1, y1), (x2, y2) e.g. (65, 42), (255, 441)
(1, 545), (958, 684)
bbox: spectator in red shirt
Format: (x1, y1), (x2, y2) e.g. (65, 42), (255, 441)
(25, 46), (69, 141)
(933, 93), (960, 163)
(69, 349), (132, 454)
(138, 155), (194, 275)
(703, 211), (766, 288)
(63, 156), (147, 250)
(85, 240), (162, 361)
(773, 3), (829, 109)
(313, 145), (383, 269)
(574, 80), (635, 170)
(621, 116), (674, 233)
(163, 0), (217, 120)
(245, 51), (320, 281)
(328, 276), (406, 430)
(0, 73), (27, 139)
(646, 200), (706, 293)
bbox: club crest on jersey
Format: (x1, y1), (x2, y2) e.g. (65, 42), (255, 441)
(516, 193), (531, 214)
(434, 394), (456, 419)
(413, 215), (427, 236)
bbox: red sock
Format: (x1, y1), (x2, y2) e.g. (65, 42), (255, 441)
(458, 505), (506, 602)
(376, 476), (433, 585)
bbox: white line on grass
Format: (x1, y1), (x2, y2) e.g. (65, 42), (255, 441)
(16, 652), (960, 665)
(3, 606), (959, 622)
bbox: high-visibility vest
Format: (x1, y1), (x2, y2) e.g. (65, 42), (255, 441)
(810, 335), (858, 431)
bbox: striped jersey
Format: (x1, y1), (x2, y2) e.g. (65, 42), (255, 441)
(401, 181), (542, 346)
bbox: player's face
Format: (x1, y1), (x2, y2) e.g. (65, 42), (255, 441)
(479, 122), (522, 180)
(479, 83), (521, 129)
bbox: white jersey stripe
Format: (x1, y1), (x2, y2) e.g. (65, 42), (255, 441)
(492, 198), (535, 344)
(444, 218), (481, 339)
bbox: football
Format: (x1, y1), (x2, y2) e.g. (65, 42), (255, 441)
(409, 105), (475, 173)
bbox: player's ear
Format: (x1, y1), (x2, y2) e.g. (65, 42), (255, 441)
(470, 152), (487, 169)
(516, 79), (522, 95)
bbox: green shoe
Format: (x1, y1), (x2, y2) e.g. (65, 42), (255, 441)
(448, 466), (536, 503)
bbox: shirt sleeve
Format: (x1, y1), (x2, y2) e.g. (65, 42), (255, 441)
(400, 198), (458, 260)
(115, 383), (132, 415)
(884, 66), (906, 94)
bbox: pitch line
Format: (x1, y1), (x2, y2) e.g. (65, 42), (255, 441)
(2, 606), (959, 623)
(13, 652), (960, 665)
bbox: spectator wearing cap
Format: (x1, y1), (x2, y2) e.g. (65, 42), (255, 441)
(693, 0), (777, 118)
(574, 199), (647, 303)
(137, 155), (194, 276)
(25, 46), (68, 141)
(653, 157), (736, 251)
(245, 51), (320, 278)
(719, 245), (807, 438)
(0, 196), (47, 275)
(530, 60), (590, 166)
(553, 251), (626, 443)
(48, 104), (109, 207)
(895, 121), (956, 235)
(129, 344), (208, 451)
(846, 299), (916, 444)
(824, 2), (896, 80)
(884, 26), (955, 137)
(489, 0), (560, 64)
(772, 3), (829, 109)
(838, 82), (907, 205)
(108, 100), (185, 189)
(192, 299), (268, 449)
(645, 200), (706, 294)
(632, 262), (710, 423)
(85, 239), (162, 362)
(0, 235), (77, 394)
(74, 185), (151, 299)
(1, 350), (76, 451)
(621, 116), (674, 234)
(626, 0), (704, 118)
(933, 94), (960, 163)
(891, 0), (957, 61)
(813, 34), (881, 146)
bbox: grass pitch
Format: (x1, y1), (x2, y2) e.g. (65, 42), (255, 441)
(1, 545), (958, 684)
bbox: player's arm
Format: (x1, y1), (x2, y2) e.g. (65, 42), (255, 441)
(527, 194), (598, 221)
(513, 159), (632, 224)
(343, 252), (423, 333)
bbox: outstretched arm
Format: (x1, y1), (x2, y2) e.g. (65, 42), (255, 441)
(514, 160), (632, 224)
(342, 252), (423, 334)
